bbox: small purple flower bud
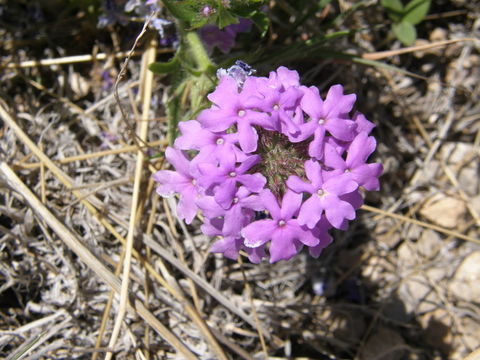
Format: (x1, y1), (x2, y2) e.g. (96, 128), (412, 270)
(201, 5), (215, 17)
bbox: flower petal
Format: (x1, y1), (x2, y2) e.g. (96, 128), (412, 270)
(286, 175), (314, 194)
(323, 195), (355, 229)
(323, 174), (358, 196)
(174, 120), (213, 150)
(214, 179), (237, 209)
(324, 85), (356, 117)
(177, 187), (199, 224)
(242, 220), (276, 247)
(308, 127), (326, 160)
(269, 229), (302, 263)
(325, 118), (356, 141)
(297, 196), (324, 229)
(280, 190), (303, 219)
(236, 120), (258, 153)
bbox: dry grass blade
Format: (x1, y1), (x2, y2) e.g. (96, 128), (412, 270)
(238, 256), (268, 358)
(0, 162), (198, 359)
(362, 205), (479, 244)
(14, 140), (166, 170)
(362, 38), (475, 60)
(0, 49), (173, 69)
(143, 236), (260, 331)
(7, 330), (48, 360)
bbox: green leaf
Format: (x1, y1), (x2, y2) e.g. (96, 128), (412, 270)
(403, 0), (430, 24)
(148, 55), (180, 74)
(162, 0), (200, 22)
(251, 11), (269, 37)
(392, 21), (417, 46)
(381, 0), (404, 22)
(380, 0), (404, 13)
(216, 7), (239, 29)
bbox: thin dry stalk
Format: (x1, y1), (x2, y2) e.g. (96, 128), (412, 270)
(238, 256), (269, 358)
(1, 49), (173, 69)
(104, 36), (157, 360)
(362, 38), (475, 60)
(14, 140), (166, 170)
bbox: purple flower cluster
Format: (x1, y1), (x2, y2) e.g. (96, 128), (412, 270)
(154, 66), (382, 263)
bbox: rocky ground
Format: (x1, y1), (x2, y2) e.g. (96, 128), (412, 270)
(0, 1), (479, 359)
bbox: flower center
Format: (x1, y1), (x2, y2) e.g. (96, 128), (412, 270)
(255, 129), (310, 200)
(317, 189), (325, 197)
(345, 168), (350, 173)
(216, 138), (224, 145)
(273, 104), (280, 111)
(318, 118), (326, 125)
(233, 197), (239, 204)
(191, 179), (197, 185)
(278, 220), (286, 227)
(229, 171), (236, 177)
(238, 110), (246, 117)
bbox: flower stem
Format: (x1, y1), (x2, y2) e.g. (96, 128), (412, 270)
(184, 30), (214, 72)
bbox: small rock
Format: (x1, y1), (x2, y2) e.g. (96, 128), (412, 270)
(398, 273), (441, 314)
(429, 28), (448, 42)
(398, 241), (417, 267)
(419, 193), (466, 229)
(360, 326), (406, 360)
(449, 251), (480, 302)
(416, 230), (442, 258)
(441, 142), (479, 196)
(375, 217), (402, 248)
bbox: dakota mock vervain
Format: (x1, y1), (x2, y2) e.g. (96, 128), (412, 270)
(154, 64), (382, 263)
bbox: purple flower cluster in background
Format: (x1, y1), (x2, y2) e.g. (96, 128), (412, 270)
(154, 64), (382, 263)
(199, 18), (252, 54)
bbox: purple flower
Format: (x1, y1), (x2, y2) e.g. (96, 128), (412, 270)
(197, 76), (273, 152)
(324, 132), (383, 191)
(201, 5), (215, 17)
(153, 148), (200, 224)
(199, 18), (252, 54)
(153, 65), (382, 263)
(174, 120), (246, 163)
(286, 160), (358, 229)
(198, 153), (266, 209)
(242, 190), (319, 263)
(203, 217), (265, 263)
(298, 85), (357, 159)
(197, 186), (262, 235)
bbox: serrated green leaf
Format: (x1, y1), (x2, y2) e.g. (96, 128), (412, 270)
(403, 0), (430, 24)
(381, 0), (404, 22)
(392, 21), (417, 46)
(251, 11), (269, 37)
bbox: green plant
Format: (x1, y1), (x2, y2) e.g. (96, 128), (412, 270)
(381, 0), (430, 46)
